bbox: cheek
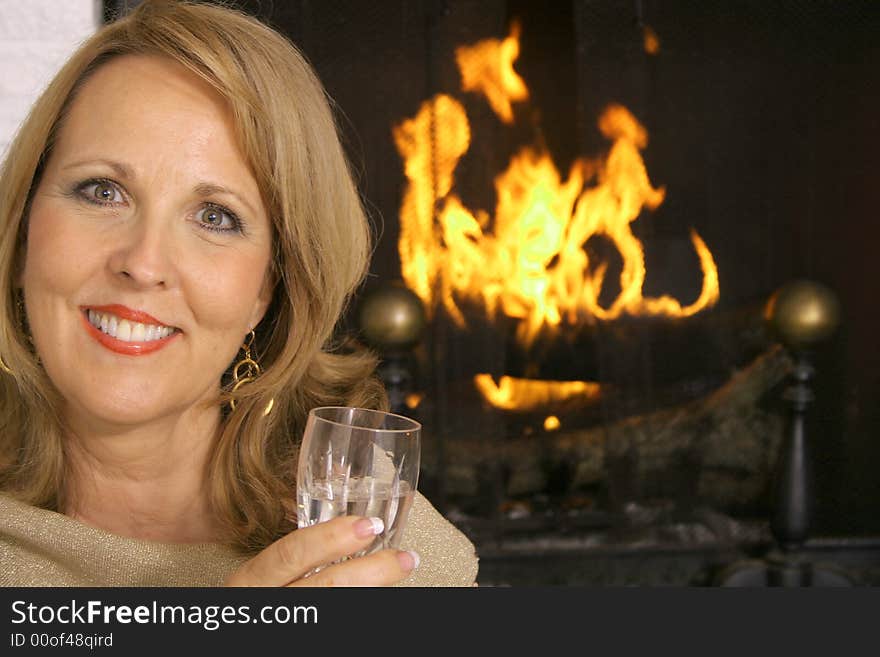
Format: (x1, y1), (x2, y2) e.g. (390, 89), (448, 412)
(22, 201), (92, 299)
(186, 253), (270, 333)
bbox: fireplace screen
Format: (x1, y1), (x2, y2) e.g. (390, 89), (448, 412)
(383, 14), (778, 535)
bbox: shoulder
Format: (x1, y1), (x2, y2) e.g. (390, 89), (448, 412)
(396, 492), (479, 587)
(0, 492), (244, 586)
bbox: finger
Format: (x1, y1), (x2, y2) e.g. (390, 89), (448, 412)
(226, 515), (384, 586)
(288, 548), (420, 588)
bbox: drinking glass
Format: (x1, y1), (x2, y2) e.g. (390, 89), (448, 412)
(296, 406), (421, 559)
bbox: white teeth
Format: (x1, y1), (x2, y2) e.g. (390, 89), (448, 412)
(86, 310), (175, 343)
(116, 319), (132, 341)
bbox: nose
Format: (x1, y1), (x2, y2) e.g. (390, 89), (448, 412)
(107, 211), (177, 289)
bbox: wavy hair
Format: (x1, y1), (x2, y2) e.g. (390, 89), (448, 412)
(0, 0), (386, 551)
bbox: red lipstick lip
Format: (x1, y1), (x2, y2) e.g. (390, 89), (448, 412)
(83, 304), (174, 328)
(80, 307), (180, 356)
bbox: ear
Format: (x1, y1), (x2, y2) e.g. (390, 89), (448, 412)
(248, 274), (274, 332)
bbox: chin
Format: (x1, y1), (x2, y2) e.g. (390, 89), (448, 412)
(65, 391), (211, 431)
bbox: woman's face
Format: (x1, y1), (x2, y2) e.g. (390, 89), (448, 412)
(21, 55), (273, 431)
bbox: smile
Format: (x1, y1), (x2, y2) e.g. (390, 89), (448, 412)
(80, 305), (180, 356)
(87, 309), (175, 342)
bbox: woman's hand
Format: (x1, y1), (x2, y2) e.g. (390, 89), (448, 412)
(224, 516), (419, 587)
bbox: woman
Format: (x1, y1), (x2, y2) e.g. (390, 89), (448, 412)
(0, 0), (477, 587)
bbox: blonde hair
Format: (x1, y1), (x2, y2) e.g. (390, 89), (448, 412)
(0, 0), (386, 551)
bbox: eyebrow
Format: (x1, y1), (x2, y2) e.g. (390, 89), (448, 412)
(64, 158), (134, 180)
(192, 182), (259, 218)
(62, 158), (260, 217)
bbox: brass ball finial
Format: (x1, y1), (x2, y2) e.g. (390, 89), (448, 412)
(357, 282), (427, 351)
(765, 279), (841, 350)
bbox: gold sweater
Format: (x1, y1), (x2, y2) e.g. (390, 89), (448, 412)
(0, 492), (478, 587)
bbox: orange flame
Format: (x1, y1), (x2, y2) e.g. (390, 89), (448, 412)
(473, 374), (600, 413)
(455, 21), (528, 124)
(393, 24), (719, 351)
(643, 26), (661, 55)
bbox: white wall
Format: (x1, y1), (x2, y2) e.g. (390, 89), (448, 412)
(0, 0), (100, 156)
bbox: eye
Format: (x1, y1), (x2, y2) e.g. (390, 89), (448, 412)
(197, 204), (241, 233)
(77, 179), (125, 205)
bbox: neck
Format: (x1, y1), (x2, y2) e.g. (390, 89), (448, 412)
(63, 406), (224, 544)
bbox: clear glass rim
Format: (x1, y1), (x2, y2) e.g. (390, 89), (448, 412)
(308, 406), (421, 433)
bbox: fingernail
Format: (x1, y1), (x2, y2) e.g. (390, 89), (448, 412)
(397, 550), (420, 571)
(354, 517), (384, 538)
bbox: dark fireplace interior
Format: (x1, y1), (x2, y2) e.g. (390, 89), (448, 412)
(111, 0), (880, 584)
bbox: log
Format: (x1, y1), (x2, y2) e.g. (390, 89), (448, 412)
(431, 345), (791, 512)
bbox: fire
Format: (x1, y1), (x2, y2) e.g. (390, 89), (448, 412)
(544, 416), (561, 431)
(473, 374), (600, 413)
(643, 26), (661, 55)
(393, 23), (719, 349)
(455, 21), (528, 124)
(393, 24), (720, 412)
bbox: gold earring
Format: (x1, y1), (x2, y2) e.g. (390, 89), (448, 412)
(229, 330), (274, 416)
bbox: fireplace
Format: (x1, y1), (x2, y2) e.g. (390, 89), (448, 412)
(193, 0), (880, 583)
